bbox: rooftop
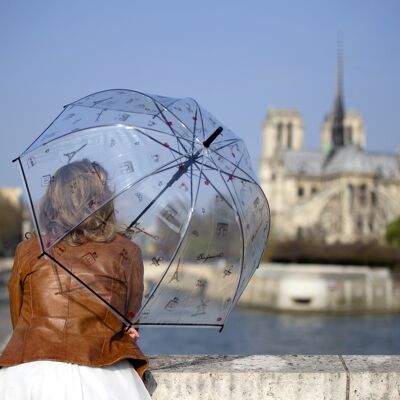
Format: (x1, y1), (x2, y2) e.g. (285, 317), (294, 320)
(284, 146), (400, 178)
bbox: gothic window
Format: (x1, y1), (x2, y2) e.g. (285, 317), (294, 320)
(368, 216), (374, 232)
(348, 184), (354, 211)
(297, 227), (304, 239)
(371, 191), (377, 207)
(346, 126), (353, 144)
(287, 122), (293, 149)
(359, 184), (367, 206)
(298, 186), (304, 197)
(356, 216), (363, 234)
(277, 122), (283, 147)
(319, 193), (342, 237)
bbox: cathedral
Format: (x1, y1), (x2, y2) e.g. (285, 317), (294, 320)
(259, 52), (400, 244)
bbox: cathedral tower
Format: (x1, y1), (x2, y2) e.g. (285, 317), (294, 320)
(261, 109), (304, 160)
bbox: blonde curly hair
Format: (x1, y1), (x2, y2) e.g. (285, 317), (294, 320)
(39, 159), (117, 246)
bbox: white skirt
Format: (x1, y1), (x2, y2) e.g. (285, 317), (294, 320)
(0, 360), (151, 400)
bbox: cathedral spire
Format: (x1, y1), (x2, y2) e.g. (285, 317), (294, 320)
(331, 38), (345, 148)
(335, 38), (343, 103)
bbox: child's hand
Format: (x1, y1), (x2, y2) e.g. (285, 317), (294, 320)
(126, 327), (140, 340)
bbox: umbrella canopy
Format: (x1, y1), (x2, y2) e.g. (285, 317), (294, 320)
(15, 89), (270, 330)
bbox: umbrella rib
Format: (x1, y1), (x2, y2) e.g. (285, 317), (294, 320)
(227, 178), (271, 309)
(204, 155), (246, 312)
(192, 164), (236, 211)
(20, 107), (71, 155)
(195, 99), (206, 142)
(200, 159), (253, 183)
(212, 138), (243, 152)
(191, 108), (198, 153)
(218, 149), (246, 177)
(132, 162), (205, 321)
(153, 114), (187, 156)
(125, 152), (202, 231)
(152, 101), (191, 155)
(67, 88), (171, 112)
(130, 323), (223, 328)
(22, 122), (190, 158)
(134, 127), (186, 159)
(154, 97), (198, 138)
(23, 100), (196, 156)
(138, 125), (194, 145)
(65, 102), (193, 139)
(191, 98), (211, 143)
(151, 107), (191, 162)
(209, 148), (257, 184)
(190, 162), (194, 209)
(44, 251), (131, 326)
(17, 158), (45, 251)
(146, 159), (190, 176)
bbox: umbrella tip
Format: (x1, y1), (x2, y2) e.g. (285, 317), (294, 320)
(203, 127), (223, 148)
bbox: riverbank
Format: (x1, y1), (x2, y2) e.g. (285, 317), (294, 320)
(240, 263), (400, 313)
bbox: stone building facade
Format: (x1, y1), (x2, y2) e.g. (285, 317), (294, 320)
(0, 187), (22, 208)
(259, 56), (400, 244)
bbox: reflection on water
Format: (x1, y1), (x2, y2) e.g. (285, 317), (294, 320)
(137, 306), (400, 355)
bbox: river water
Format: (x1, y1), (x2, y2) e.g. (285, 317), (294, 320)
(1, 292), (399, 355)
(137, 306), (400, 355)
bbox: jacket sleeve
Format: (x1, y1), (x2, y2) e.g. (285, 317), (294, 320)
(8, 243), (23, 329)
(126, 245), (144, 323)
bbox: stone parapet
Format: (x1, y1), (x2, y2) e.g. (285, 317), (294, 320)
(144, 355), (400, 399)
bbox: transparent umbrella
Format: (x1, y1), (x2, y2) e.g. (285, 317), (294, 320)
(15, 89), (270, 331)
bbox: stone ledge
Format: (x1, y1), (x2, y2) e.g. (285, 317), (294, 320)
(144, 355), (400, 400)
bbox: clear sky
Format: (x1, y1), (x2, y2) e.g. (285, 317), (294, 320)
(1, 0), (399, 187)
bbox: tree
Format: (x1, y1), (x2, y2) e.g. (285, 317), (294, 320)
(0, 194), (22, 256)
(386, 217), (400, 247)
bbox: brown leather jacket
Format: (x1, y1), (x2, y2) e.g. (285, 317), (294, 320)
(0, 234), (148, 379)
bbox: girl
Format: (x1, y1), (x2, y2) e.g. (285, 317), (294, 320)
(0, 159), (151, 399)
